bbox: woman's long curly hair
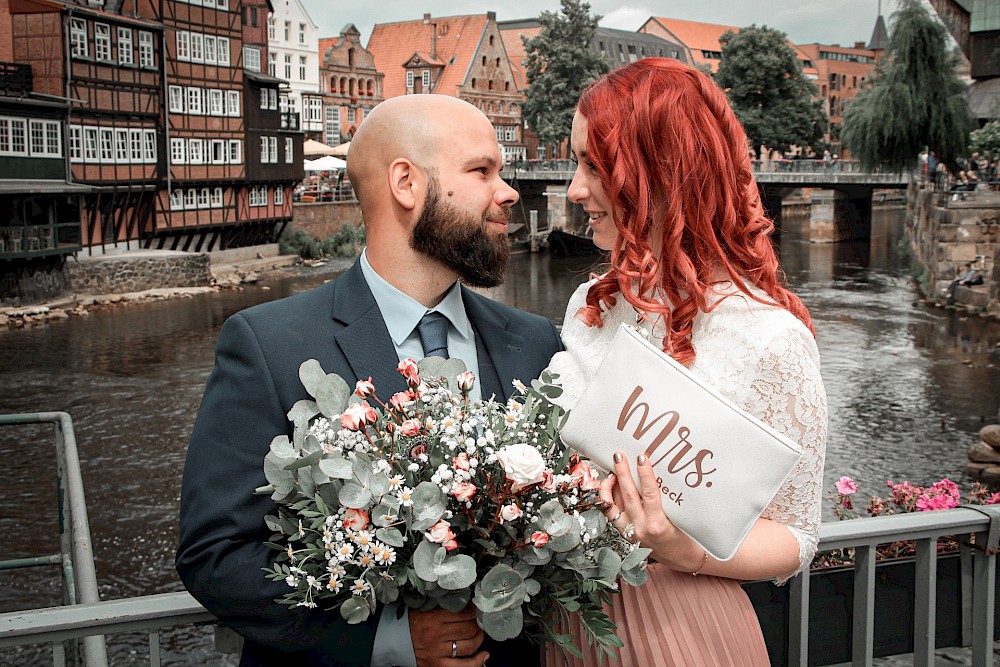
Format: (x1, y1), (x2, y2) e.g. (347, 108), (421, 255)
(576, 57), (814, 366)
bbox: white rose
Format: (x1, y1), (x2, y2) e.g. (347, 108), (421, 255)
(496, 443), (546, 491)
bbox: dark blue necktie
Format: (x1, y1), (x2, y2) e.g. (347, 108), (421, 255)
(417, 311), (449, 359)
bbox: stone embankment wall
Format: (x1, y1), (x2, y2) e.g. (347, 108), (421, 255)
(68, 251), (211, 295)
(906, 180), (999, 317)
(290, 201), (363, 239)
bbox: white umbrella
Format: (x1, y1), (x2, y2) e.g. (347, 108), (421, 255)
(329, 141), (351, 157)
(304, 156), (347, 171)
(303, 138), (339, 156)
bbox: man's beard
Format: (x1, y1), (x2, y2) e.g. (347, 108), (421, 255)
(409, 177), (512, 288)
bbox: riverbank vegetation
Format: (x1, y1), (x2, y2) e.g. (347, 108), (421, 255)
(279, 225), (366, 261)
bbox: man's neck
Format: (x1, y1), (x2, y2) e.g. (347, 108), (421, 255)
(365, 244), (457, 309)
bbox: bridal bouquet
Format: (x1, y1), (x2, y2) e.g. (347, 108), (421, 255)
(258, 357), (650, 660)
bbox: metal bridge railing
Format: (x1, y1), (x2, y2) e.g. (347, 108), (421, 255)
(1, 453), (997, 666)
(0, 412), (107, 667)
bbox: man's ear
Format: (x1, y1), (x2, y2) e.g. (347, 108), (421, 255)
(388, 158), (421, 211)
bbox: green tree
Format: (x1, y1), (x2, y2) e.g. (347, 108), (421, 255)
(969, 120), (1000, 160)
(522, 0), (608, 148)
(841, 0), (974, 170)
(715, 25), (828, 155)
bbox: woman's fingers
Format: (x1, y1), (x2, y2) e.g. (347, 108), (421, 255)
(612, 451), (644, 519)
(635, 454), (664, 521)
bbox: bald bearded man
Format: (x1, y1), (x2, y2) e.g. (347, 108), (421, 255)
(176, 95), (561, 667)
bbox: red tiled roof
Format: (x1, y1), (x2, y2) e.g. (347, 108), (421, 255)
(367, 14), (490, 99)
(499, 24), (541, 91)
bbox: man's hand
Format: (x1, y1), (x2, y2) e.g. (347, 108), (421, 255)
(409, 606), (488, 666)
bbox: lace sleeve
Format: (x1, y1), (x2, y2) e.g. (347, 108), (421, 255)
(749, 327), (828, 582)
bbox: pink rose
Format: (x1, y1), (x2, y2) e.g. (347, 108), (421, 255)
(530, 531), (549, 548)
(343, 508), (369, 531)
(390, 390), (415, 411)
(835, 476), (858, 496)
(409, 444), (427, 458)
(451, 481), (477, 502)
(354, 377), (376, 399)
(499, 503), (523, 524)
(987, 492), (1000, 505)
(427, 519), (456, 548)
(400, 419), (422, 437)
(540, 470), (558, 493)
(456, 371), (476, 393)
(340, 402), (377, 431)
(570, 460), (601, 491)
(453, 452), (471, 471)
(397, 359), (420, 387)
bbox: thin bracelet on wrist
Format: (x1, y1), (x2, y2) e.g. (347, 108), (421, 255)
(689, 550), (709, 576)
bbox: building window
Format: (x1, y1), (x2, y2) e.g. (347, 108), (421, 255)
(268, 136), (277, 163)
(285, 136), (293, 163)
(129, 129), (143, 162)
(504, 127), (515, 142)
(406, 71), (414, 89)
(250, 7), (257, 27)
(204, 35), (217, 64)
(70, 19), (88, 59)
(69, 125), (81, 161)
(211, 139), (226, 163)
(217, 37), (229, 66)
(299, 22), (306, 44)
(82, 127), (98, 161)
(211, 187), (223, 206)
(190, 32), (204, 63)
(99, 128), (113, 161)
(170, 190), (183, 210)
(170, 137), (186, 164)
(299, 56), (306, 81)
(95, 24), (112, 61)
(269, 89), (277, 110)
(274, 186), (283, 205)
(176, 31), (190, 61)
(142, 129), (156, 162)
(347, 107), (355, 122)
(284, 21), (290, 42)
(210, 89), (223, 115)
(260, 89), (268, 110)
(139, 31), (154, 68)
(189, 138), (204, 164)
(184, 189), (197, 208)
(422, 70), (430, 87)
(284, 54), (291, 79)
(229, 140), (242, 163)
(187, 87), (203, 114)
(118, 27), (134, 66)
(168, 85), (184, 113)
(226, 90), (240, 116)
(324, 106), (340, 146)
(198, 188), (210, 208)
(115, 128), (129, 161)
(268, 16), (275, 40)
(243, 46), (261, 72)
(306, 98), (323, 122)
(260, 136), (270, 162)
(268, 52), (276, 77)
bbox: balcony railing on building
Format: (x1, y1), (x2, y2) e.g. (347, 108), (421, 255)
(0, 223), (82, 258)
(2, 409), (998, 667)
(0, 62), (33, 97)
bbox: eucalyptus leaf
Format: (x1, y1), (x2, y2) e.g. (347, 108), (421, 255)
(263, 454), (294, 496)
(411, 482), (446, 530)
(581, 509), (606, 538)
(371, 503), (398, 527)
(296, 466), (316, 498)
(434, 554), (477, 590)
(477, 606), (524, 642)
(595, 547), (623, 582)
(524, 578), (541, 598)
(473, 564), (524, 613)
(413, 538), (440, 582)
(284, 449), (323, 471)
(340, 596), (372, 624)
(316, 373), (351, 418)
(339, 481), (372, 509)
(298, 359), (326, 397)
(547, 527), (582, 553)
(318, 457), (354, 479)
(621, 547), (653, 572)
(269, 435), (296, 460)
(436, 587), (472, 612)
(376, 527), (405, 548)
(286, 399), (320, 426)
(537, 499), (575, 537)
(301, 434), (322, 455)
(316, 479), (343, 507)
(621, 566), (649, 587)
(520, 546), (552, 566)
(368, 472), (391, 498)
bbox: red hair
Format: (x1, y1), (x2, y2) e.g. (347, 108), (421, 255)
(575, 58), (814, 366)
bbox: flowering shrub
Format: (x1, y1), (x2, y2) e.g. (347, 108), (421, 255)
(813, 476), (1000, 568)
(257, 357), (649, 660)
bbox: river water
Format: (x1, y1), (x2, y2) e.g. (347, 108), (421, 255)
(1, 207), (999, 665)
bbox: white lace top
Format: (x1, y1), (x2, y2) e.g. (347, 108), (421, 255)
(547, 279), (828, 579)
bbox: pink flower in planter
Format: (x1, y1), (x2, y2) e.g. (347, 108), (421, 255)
(835, 476), (858, 495)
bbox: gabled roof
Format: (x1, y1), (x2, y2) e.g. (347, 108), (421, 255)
(640, 16), (739, 72)
(497, 22), (541, 91)
(367, 13), (491, 98)
(404, 52), (445, 67)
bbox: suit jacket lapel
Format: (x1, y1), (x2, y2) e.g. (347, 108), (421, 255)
(463, 287), (525, 403)
(331, 262), (409, 399)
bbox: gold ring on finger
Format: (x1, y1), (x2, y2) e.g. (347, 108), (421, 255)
(452, 640), (458, 658)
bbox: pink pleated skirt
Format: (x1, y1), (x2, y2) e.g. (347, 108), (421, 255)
(541, 563), (770, 667)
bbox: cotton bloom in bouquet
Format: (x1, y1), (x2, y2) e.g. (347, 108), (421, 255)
(257, 356), (650, 660)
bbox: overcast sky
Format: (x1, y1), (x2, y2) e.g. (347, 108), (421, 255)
(298, 1), (900, 49)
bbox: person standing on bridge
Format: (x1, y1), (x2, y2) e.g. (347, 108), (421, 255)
(176, 94), (561, 667)
(542, 57), (829, 666)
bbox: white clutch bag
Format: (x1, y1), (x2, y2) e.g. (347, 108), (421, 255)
(560, 324), (803, 561)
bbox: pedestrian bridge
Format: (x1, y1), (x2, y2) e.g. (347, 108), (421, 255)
(503, 160), (912, 243)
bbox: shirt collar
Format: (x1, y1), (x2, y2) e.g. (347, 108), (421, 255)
(359, 249), (473, 346)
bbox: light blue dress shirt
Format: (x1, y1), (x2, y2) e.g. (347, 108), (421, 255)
(360, 250), (482, 666)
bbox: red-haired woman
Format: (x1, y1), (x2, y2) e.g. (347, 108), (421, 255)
(544, 58), (828, 666)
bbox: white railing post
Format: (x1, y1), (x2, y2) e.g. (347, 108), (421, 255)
(912, 537), (938, 666)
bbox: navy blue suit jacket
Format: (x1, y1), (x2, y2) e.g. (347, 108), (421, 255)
(176, 261), (562, 666)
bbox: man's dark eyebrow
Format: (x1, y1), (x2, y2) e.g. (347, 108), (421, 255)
(463, 155), (499, 169)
